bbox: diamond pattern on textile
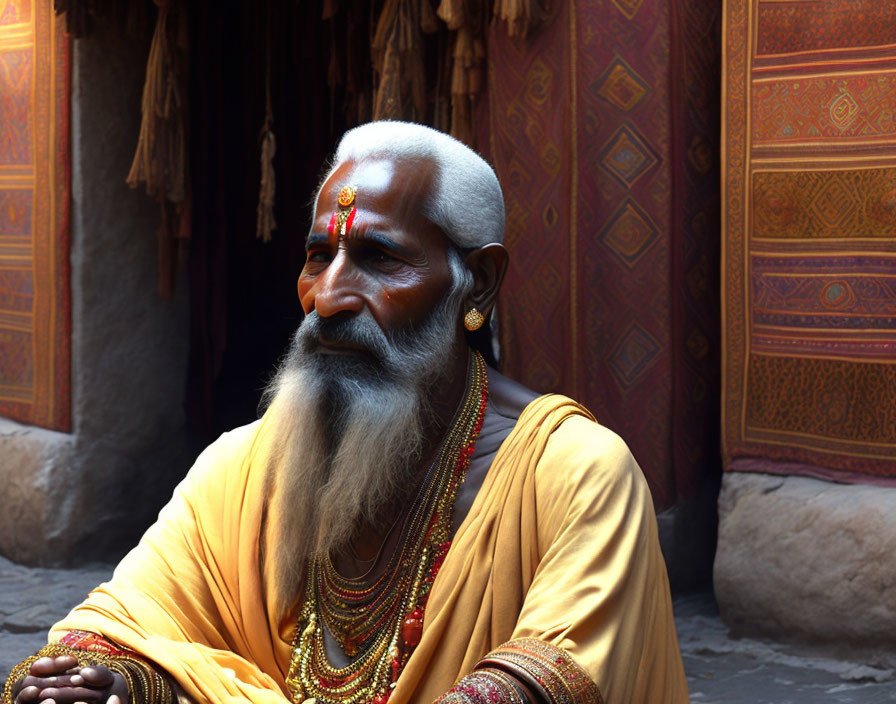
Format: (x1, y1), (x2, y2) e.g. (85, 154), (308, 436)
(595, 57), (649, 112)
(809, 175), (857, 229)
(753, 169), (894, 239)
(610, 0), (646, 21)
(599, 124), (659, 187)
(0, 0), (30, 26)
(599, 199), (659, 268)
(609, 323), (661, 390)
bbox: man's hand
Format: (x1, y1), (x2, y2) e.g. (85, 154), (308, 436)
(12, 655), (129, 704)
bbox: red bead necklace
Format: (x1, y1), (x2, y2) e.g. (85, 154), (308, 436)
(286, 351), (488, 704)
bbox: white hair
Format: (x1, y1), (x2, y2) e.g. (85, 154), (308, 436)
(325, 121), (505, 248)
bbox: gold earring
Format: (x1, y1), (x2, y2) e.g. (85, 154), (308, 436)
(464, 308), (485, 331)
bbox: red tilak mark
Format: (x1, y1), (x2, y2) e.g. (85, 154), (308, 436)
(327, 212), (337, 235)
(345, 206), (356, 233)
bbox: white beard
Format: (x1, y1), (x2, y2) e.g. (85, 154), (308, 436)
(260, 267), (471, 615)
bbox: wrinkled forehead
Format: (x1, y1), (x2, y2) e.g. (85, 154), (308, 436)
(316, 157), (438, 218)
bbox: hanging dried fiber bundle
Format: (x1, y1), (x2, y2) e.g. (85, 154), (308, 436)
(257, 127), (277, 242)
(371, 0), (434, 121)
(437, 0), (486, 146)
(126, 0), (189, 296)
(493, 0), (548, 37)
(256, 2), (277, 242)
(436, 0), (465, 29)
(126, 0), (188, 205)
(324, 1), (373, 131)
(449, 26), (485, 145)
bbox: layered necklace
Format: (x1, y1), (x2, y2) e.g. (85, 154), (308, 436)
(286, 351), (488, 704)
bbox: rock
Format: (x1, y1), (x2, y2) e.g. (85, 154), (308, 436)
(714, 471), (896, 665)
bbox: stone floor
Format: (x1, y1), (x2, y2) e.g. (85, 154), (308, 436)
(2, 556), (895, 702)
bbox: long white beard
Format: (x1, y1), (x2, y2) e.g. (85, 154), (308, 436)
(261, 275), (470, 615)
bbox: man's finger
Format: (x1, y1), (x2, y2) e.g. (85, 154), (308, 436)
(36, 687), (104, 703)
(30, 656), (79, 677)
(77, 667), (115, 687)
(14, 684), (41, 703)
(107, 695), (123, 704)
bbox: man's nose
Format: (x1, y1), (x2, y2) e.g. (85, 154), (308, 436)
(311, 252), (365, 318)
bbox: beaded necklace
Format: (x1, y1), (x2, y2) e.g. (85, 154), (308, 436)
(286, 351), (488, 704)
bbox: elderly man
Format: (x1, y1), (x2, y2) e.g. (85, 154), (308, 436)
(4, 122), (688, 704)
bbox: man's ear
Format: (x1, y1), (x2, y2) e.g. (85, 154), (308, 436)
(463, 243), (509, 319)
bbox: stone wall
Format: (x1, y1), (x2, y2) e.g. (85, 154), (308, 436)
(0, 18), (193, 564)
(715, 471), (896, 667)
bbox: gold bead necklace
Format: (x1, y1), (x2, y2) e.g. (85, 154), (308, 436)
(286, 351), (488, 704)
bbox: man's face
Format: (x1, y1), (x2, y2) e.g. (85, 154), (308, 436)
(299, 158), (455, 355)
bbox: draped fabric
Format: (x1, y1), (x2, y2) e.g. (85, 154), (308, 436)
(51, 395), (686, 703)
(722, 0), (896, 482)
(477, 0), (721, 510)
(0, 0), (71, 431)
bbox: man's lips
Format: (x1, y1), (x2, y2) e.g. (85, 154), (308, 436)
(315, 334), (370, 355)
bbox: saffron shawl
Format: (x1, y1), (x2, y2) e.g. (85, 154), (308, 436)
(52, 395), (687, 703)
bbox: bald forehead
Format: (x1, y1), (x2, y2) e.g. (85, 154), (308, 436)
(318, 157), (438, 212)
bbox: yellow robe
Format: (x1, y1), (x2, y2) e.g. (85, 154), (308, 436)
(51, 395), (688, 703)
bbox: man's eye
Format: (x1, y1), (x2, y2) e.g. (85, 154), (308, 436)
(372, 251), (397, 264)
(306, 250), (332, 263)
(360, 247), (401, 268)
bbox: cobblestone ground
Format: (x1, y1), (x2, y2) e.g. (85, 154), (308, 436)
(2, 556), (895, 701)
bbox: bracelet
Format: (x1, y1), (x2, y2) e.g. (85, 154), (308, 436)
(433, 667), (527, 703)
(1, 641), (174, 704)
(477, 638), (603, 704)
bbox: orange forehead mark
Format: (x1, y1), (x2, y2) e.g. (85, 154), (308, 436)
(337, 185), (357, 207)
(327, 185), (358, 243)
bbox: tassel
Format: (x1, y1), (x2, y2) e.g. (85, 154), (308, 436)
(440, 1), (487, 146)
(371, 0), (429, 121)
(126, 0), (190, 295)
(256, 2), (277, 242)
(257, 126), (277, 242)
(436, 0), (464, 30)
(127, 0), (187, 204)
(493, 0), (548, 38)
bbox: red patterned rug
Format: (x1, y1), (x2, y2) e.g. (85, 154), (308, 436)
(723, 0), (896, 481)
(478, 0), (721, 510)
(0, 0), (71, 431)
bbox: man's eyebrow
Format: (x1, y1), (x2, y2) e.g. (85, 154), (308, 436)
(305, 230), (415, 258)
(305, 233), (328, 251)
(356, 231), (415, 257)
